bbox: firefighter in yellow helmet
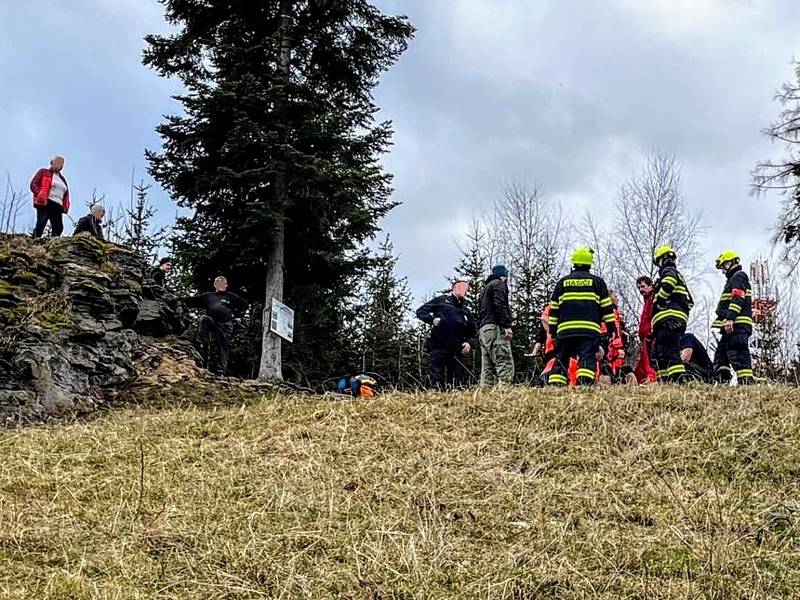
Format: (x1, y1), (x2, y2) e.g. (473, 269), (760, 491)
(713, 251), (754, 384)
(650, 246), (694, 383)
(547, 246), (616, 386)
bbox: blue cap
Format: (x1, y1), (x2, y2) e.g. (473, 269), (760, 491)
(491, 265), (509, 277)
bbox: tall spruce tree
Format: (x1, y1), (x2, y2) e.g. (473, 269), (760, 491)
(144, 1), (413, 383)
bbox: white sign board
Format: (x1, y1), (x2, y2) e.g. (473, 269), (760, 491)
(270, 298), (295, 343)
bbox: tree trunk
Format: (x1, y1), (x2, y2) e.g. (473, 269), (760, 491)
(259, 217), (285, 380)
(258, 4), (292, 381)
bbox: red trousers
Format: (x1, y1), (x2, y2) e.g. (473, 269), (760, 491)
(634, 339), (657, 383)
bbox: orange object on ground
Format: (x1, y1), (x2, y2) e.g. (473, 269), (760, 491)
(542, 305), (589, 386)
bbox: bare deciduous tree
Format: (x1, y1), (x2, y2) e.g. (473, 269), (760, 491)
(612, 150), (705, 281)
(471, 182), (571, 380)
(0, 174), (27, 234)
(605, 150), (707, 317)
(752, 60), (800, 265)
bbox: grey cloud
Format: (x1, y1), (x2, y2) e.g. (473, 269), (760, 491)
(374, 0), (800, 301)
(1, 0), (798, 304)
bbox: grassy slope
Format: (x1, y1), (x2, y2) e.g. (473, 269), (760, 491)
(2, 386), (800, 599)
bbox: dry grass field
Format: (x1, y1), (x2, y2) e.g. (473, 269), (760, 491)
(2, 385), (800, 599)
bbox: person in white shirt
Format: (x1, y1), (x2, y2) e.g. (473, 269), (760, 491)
(31, 155), (70, 238)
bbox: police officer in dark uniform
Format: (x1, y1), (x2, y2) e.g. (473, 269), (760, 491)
(416, 281), (477, 390)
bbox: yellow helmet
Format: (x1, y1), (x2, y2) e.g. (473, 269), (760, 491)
(653, 245), (676, 265)
(715, 250), (739, 270)
(571, 246), (595, 267)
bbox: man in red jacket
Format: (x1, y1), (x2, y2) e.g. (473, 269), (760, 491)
(31, 155), (71, 238)
(634, 276), (658, 384)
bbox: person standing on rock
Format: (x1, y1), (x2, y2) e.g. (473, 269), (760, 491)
(73, 204), (106, 240)
(182, 276), (248, 376)
(478, 265), (514, 387)
(30, 155), (70, 238)
(150, 257), (173, 287)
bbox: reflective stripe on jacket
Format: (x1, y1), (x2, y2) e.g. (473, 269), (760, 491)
(713, 266), (753, 334)
(652, 264), (692, 330)
(548, 268), (615, 339)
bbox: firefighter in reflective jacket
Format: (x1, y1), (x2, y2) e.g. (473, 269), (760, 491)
(713, 250), (754, 384)
(651, 246), (693, 383)
(547, 247), (616, 386)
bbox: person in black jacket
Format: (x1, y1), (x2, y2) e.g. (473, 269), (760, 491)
(150, 257), (173, 287)
(547, 247), (615, 386)
(680, 333), (714, 383)
(651, 245), (693, 383)
(416, 280), (477, 390)
(73, 204), (105, 240)
(712, 250), (754, 384)
(181, 276), (248, 375)
(478, 265), (514, 386)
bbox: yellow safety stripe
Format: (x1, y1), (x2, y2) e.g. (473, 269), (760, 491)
(548, 373), (568, 385)
(661, 276), (678, 286)
(728, 303), (742, 313)
(549, 301), (559, 309)
(666, 364), (686, 375)
(600, 297), (613, 307)
(559, 292), (600, 303)
(548, 317), (558, 325)
(714, 317), (754, 328)
(736, 369), (754, 377)
(656, 289), (670, 300)
(576, 368), (595, 380)
(717, 365), (731, 372)
(652, 309), (688, 325)
(673, 286), (690, 297)
(557, 321), (601, 334)
(603, 313), (617, 323)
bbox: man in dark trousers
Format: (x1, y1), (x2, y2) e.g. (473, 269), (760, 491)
(416, 280), (476, 390)
(31, 155), (70, 238)
(547, 247), (616, 386)
(182, 276), (248, 375)
(150, 257), (173, 287)
(478, 265), (514, 386)
(651, 245), (693, 383)
(73, 204), (106, 240)
(712, 250), (754, 384)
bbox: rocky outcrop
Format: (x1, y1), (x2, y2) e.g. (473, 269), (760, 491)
(0, 233), (199, 423)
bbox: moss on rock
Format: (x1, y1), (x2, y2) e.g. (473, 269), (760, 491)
(11, 270), (41, 286)
(37, 310), (72, 332)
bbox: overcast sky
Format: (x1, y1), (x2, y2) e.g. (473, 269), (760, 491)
(1, 0), (798, 303)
